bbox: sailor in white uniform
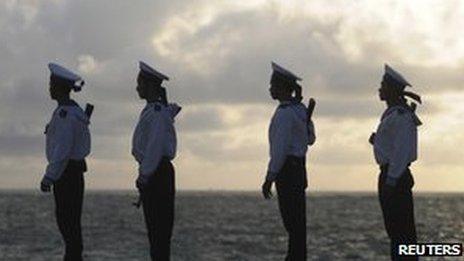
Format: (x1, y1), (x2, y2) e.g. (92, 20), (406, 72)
(370, 64), (422, 261)
(132, 61), (181, 261)
(262, 62), (316, 261)
(40, 63), (92, 261)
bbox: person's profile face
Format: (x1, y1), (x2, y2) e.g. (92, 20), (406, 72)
(269, 81), (292, 101)
(136, 75), (146, 99)
(379, 80), (389, 101)
(269, 82), (281, 100)
(49, 78), (59, 100)
(49, 77), (72, 100)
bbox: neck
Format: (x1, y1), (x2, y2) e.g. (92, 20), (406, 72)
(144, 87), (161, 103)
(145, 95), (158, 103)
(278, 96), (292, 103)
(386, 97), (403, 108)
(56, 96), (70, 105)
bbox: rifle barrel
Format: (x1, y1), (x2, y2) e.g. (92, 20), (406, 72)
(85, 103), (94, 118)
(307, 98), (316, 120)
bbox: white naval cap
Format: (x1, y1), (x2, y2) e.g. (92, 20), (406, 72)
(271, 61), (302, 82)
(384, 64), (411, 89)
(139, 61), (169, 82)
(48, 63), (84, 92)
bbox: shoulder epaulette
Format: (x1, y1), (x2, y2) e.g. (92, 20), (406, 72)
(278, 104), (290, 109)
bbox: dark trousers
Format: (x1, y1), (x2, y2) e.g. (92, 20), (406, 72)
(275, 156), (307, 261)
(53, 160), (86, 261)
(378, 166), (417, 261)
(141, 158), (175, 261)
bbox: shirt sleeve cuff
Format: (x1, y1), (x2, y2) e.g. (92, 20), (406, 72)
(42, 175), (55, 185)
(137, 173), (149, 184)
(385, 176), (398, 186)
(265, 171), (278, 182)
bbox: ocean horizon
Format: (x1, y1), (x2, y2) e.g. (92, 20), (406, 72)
(1, 191), (462, 260)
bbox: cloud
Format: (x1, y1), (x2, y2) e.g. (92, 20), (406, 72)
(77, 55), (102, 74)
(148, 0), (464, 105)
(0, 0), (463, 191)
(177, 106), (225, 132)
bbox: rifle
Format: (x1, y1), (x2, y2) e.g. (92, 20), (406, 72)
(84, 103), (94, 118)
(307, 98), (316, 121)
(306, 98), (316, 144)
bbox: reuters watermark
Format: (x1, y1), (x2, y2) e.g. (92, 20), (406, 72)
(397, 243), (463, 257)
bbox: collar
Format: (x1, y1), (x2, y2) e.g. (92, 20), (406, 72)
(381, 104), (410, 120)
(143, 101), (165, 114)
(147, 101), (165, 107)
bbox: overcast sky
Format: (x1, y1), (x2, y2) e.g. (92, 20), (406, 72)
(1, 0), (463, 191)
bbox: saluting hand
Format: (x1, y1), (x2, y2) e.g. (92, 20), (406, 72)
(40, 176), (52, 193)
(262, 180), (273, 199)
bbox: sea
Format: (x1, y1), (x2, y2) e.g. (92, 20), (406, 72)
(0, 191), (462, 260)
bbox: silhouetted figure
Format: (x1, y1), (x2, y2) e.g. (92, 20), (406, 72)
(262, 62), (316, 261)
(40, 63), (92, 261)
(370, 64), (422, 261)
(132, 61), (181, 261)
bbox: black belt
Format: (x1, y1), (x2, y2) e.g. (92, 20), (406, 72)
(380, 163), (411, 172)
(67, 159), (87, 172)
(380, 164), (389, 172)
